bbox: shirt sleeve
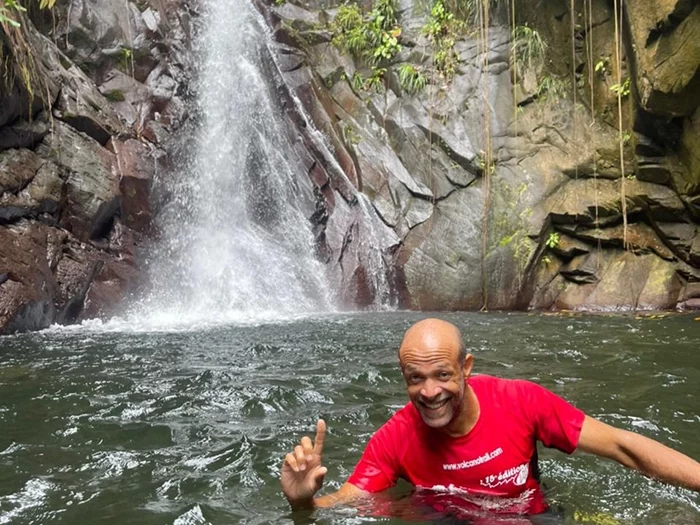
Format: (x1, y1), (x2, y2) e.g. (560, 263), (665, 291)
(347, 416), (404, 493)
(516, 380), (585, 454)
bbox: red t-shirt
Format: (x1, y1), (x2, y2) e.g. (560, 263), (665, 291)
(347, 375), (585, 515)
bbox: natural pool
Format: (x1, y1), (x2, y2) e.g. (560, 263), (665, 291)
(0, 312), (698, 524)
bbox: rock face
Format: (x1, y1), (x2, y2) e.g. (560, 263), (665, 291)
(3, 0), (698, 331)
(253, 0), (700, 311)
(0, 0), (191, 333)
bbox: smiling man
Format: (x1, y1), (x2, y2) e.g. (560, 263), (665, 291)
(280, 318), (700, 518)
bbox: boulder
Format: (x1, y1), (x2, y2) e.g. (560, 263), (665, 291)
(54, 63), (127, 145)
(0, 115), (50, 151)
(0, 222), (57, 333)
(37, 121), (121, 241)
(400, 186), (484, 310)
(626, 0), (700, 117)
(543, 177), (687, 225)
(109, 138), (154, 233)
(554, 251), (681, 311)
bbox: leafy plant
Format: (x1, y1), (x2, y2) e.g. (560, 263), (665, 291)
(331, 0), (401, 92)
(397, 64), (427, 93)
(118, 46), (134, 73)
(610, 77), (630, 97)
(594, 57), (609, 75)
(512, 24), (547, 69)
(421, 0), (462, 79)
(0, 0), (25, 27)
(364, 67), (386, 91)
(351, 67), (387, 92)
(331, 0), (401, 66)
(332, 4), (368, 55)
(536, 75), (569, 101)
(546, 232), (560, 249)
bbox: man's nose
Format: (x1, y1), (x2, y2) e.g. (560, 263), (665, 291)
(420, 379), (442, 399)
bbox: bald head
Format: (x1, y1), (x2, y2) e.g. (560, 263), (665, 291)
(399, 318), (466, 366)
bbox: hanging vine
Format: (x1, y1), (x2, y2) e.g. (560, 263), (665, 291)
(478, 0), (492, 311)
(613, 0), (628, 248)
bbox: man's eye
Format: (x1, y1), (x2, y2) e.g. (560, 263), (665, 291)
(438, 371), (450, 379)
(409, 374), (421, 383)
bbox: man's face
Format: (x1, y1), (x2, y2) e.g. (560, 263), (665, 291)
(400, 347), (467, 429)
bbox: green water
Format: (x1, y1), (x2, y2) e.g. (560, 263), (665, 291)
(0, 312), (698, 524)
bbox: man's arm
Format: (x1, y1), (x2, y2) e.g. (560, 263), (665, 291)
(308, 482), (368, 509)
(577, 415), (700, 492)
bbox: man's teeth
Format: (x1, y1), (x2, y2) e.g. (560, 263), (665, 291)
(424, 399), (448, 409)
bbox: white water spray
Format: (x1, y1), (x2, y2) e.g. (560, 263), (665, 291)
(128, 0), (336, 326)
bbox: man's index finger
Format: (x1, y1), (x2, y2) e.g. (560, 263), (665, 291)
(313, 419), (326, 455)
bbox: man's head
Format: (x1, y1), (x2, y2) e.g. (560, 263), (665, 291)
(398, 318), (473, 432)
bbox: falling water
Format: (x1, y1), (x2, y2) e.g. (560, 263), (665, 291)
(130, 0), (336, 326)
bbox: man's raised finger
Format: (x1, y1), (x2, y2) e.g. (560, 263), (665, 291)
(313, 419), (326, 455)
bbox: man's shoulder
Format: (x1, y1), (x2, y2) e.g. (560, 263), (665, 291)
(471, 374), (541, 403)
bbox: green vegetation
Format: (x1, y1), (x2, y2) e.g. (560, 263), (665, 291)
(104, 89), (126, 102)
(0, 0), (25, 27)
(331, 0), (401, 65)
(118, 46), (133, 74)
(331, 0), (401, 91)
(397, 64), (427, 94)
(610, 77), (630, 97)
(536, 75), (569, 101)
(343, 123), (362, 145)
(594, 57), (609, 76)
(0, 0), (54, 26)
(546, 231), (560, 249)
(512, 24), (547, 69)
(421, 0), (463, 79)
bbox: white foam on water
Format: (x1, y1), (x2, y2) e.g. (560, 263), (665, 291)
(0, 478), (53, 524)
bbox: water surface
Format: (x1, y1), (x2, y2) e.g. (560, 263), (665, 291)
(0, 312), (698, 524)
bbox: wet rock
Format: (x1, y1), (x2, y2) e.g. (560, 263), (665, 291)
(54, 63), (127, 145)
(0, 149), (42, 195)
(53, 239), (101, 324)
(560, 253), (601, 285)
(678, 105), (700, 197)
(0, 160), (62, 223)
(80, 256), (138, 320)
(636, 163), (672, 185)
(37, 121), (121, 241)
(0, 116), (50, 151)
(656, 222), (696, 260)
(677, 297), (700, 310)
(99, 69), (152, 128)
(0, 222), (57, 333)
(58, 0), (150, 82)
(109, 138), (154, 233)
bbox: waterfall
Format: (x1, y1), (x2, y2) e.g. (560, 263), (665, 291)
(129, 0), (336, 326)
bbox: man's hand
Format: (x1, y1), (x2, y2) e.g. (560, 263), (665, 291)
(281, 419), (328, 509)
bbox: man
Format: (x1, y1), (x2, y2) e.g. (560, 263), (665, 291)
(280, 318), (700, 518)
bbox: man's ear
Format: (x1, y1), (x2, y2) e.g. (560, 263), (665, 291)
(463, 354), (474, 377)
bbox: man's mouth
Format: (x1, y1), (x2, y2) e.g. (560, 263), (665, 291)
(421, 398), (449, 410)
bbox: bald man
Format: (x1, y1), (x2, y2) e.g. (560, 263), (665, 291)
(281, 318), (700, 518)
